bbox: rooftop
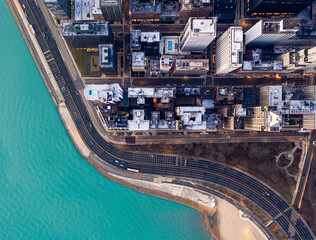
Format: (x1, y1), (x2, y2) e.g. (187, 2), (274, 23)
(84, 83), (122, 103)
(242, 49), (283, 71)
(230, 27), (243, 64)
(176, 106), (206, 130)
(62, 22), (109, 36)
(140, 32), (160, 43)
(132, 52), (145, 67)
(261, 19), (300, 34)
(128, 109), (150, 131)
(160, 55), (173, 72)
(175, 59), (209, 70)
(98, 44), (115, 68)
(161, 1), (179, 17)
(189, 17), (217, 35)
(289, 100), (313, 114)
(131, 0), (161, 13)
(164, 37), (179, 55)
(128, 87), (175, 104)
(130, 30), (141, 50)
(92, 0), (102, 15)
(74, 0), (94, 21)
(265, 111), (282, 132)
(268, 86), (282, 110)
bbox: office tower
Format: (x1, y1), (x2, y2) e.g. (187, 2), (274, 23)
(100, 0), (122, 22)
(160, 1), (179, 21)
(92, 0), (104, 20)
(180, 17), (217, 52)
(215, 26), (243, 75)
(242, 49), (283, 72)
(74, 0), (95, 21)
(245, 19), (300, 46)
(279, 47), (316, 73)
(259, 86), (282, 110)
(179, 0), (212, 23)
(131, 0), (161, 21)
(130, 30), (141, 50)
(62, 22), (113, 48)
(214, 0), (237, 23)
(98, 44), (117, 75)
(245, 106), (282, 132)
(302, 86), (316, 100)
(132, 52), (145, 72)
(278, 51), (300, 73)
(172, 59), (209, 76)
(140, 32), (160, 56)
(44, 0), (71, 20)
(247, 0), (314, 18)
(278, 26), (316, 47)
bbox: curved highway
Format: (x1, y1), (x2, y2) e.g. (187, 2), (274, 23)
(18, 0), (315, 239)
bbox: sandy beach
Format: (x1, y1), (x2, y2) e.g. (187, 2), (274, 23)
(210, 197), (267, 240)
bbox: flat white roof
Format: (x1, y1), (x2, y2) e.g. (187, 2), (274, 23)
(176, 106), (207, 130)
(84, 84), (122, 103)
(141, 32), (160, 43)
(160, 55), (173, 71)
(191, 18), (216, 34)
(268, 86), (282, 109)
(132, 52), (145, 67)
(75, 0), (95, 21)
(175, 59), (209, 70)
(92, 0), (102, 14)
(128, 87), (174, 98)
(231, 27), (243, 64)
(128, 109), (150, 131)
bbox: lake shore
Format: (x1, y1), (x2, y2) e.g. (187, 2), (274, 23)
(6, 0), (270, 239)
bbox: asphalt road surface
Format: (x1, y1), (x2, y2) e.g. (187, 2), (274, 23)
(19, 1), (315, 239)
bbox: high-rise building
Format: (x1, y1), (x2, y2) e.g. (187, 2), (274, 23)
(44, 0), (71, 20)
(259, 86), (282, 110)
(245, 19), (300, 46)
(172, 59), (209, 76)
(242, 49), (283, 73)
(247, 0), (314, 18)
(98, 44), (117, 75)
(214, 0), (237, 23)
(180, 17), (217, 52)
(245, 106), (282, 132)
(130, 30), (141, 50)
(62, 22), (113, 48)
(179, 0), (213, 23)
(91, 0), (104, 20)
(278, 26), (316, 48)
(132, 52), (145, 72)
(279, 47), (316, 73)
(131, 0), (161, 21)
(140, 32), (160, 56)
(296, 47), (316, 73)
(100, 0), (122, 22)
(160, 1), (179, 21)
(84, 83), (123, 104)
(215, 27), (243, 75)
(74, 0), (95, 21)
(278, 51), (300, 73)
(302, 86), (316, 100)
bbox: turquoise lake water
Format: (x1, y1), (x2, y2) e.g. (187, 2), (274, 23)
(0, 2), (211, 239)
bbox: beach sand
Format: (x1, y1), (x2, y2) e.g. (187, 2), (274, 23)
(210, 197), (267, 240)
